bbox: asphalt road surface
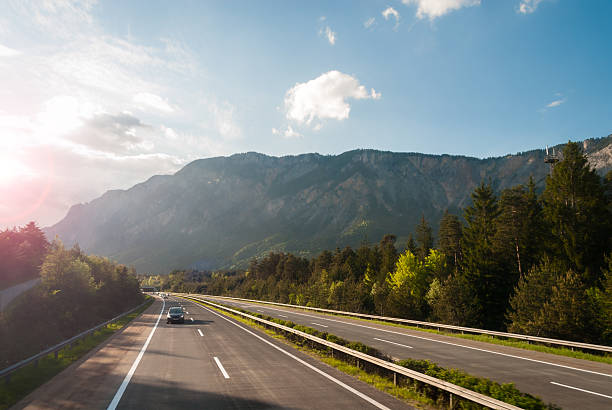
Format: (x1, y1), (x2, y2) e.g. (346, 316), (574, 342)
(200, 295), (612, 410)
(14, 296), (410, 410)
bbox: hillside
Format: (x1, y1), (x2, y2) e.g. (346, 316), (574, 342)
(45, 135), (612, 273)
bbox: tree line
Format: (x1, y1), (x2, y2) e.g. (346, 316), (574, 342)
(152, 141), (612, 344)
(0, 226), (144, 366)
(0, 221), (48, 287)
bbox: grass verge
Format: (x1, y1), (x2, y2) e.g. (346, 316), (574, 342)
(0, 297), (154, 410)
(209, 296), (612, 365)
(186, 297), (558, 410)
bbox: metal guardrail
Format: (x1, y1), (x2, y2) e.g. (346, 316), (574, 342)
(1, 298), (153, 383)
(198, 294), (612, 353)
(183, 295), (521, 410)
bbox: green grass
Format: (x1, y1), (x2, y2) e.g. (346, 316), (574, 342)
(0, 297), (153, 410)
(210, 296), (612, 365)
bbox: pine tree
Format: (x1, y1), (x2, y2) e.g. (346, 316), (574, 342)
(523, 176), (547, 272)
(378, 234), (398, 280)
(415, 214), (434, 261)
(461, 181), (503, 329)
(542, 141), (611, 286)
(598, 254), (612, 344)
(494, 186), (530, 278)
(506, 258), (560, 335)
(405, 234), (417, 255)
(427, 274), (481, 326)
(437, 210), (462, 274)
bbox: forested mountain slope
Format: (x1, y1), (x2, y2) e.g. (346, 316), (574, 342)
(45, 135), (612, 273)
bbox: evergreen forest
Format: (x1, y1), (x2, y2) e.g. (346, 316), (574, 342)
(152, 142), (612, 345)
(0, 224), (144, 367)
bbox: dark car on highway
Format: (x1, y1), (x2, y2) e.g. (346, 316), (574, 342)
(167, 307), (185, 324)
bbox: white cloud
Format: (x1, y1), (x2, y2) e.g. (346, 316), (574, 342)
(209, 101), (241, 139)
(66, 112), (154, 154)
(0, 2), (240, 229)
(283, 70), (380, 128)
(546, 98), (566, 108)
(364, 17), (376, 29)
(0, 44), (21, 57)
(15, 0), (97, 39)
(272, 126), (301, 139)
(402, 0), (481, 20)
(382, 7), (401, 29)
(134, 92), (175, 113)
(325, 26), (336, 45)
(162, 125), (179, 140)
(518, 0), (544, 14)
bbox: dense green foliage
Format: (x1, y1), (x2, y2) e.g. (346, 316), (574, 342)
(0, 222), (48, 288)
(0, 237), (144, 367)
(396, 359), (557, 409)
(152, 142), (612, 344)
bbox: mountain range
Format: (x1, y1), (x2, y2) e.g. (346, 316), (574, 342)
(45, 135), (612, 274)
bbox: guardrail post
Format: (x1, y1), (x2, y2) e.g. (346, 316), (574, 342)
(54, 350), (59, 359)
(449, 393), (454, 409)
(34, 359), (38, 368)
(5, 374), (10, 385)
(393, 372), (397, 386)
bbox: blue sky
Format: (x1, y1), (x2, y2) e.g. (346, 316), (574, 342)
(0, 0), (611, 227)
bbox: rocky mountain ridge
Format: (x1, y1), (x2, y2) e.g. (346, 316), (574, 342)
(45, 135), (612, 273)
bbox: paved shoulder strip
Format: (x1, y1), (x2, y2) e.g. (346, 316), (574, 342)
(107, 299), (165, 410)
(196, 302), (392, 410)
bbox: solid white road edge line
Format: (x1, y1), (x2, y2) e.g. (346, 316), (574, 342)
(311, 322), (328, 328)
(550, 382), (612, 399)
(374, 337), (413, 349)
(193, 301), (391, 410)
(197, 329), (204, 337)
(214, 357), (230, 379)
(223, 299), (612, 379)
(107, 299), (165, 410)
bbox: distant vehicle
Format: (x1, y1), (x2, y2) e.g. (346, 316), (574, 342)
(167, 306), (185, 324)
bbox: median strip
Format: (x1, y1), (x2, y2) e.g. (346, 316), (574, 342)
(201, 304), (390, 409)
(184, 296), (554, 409)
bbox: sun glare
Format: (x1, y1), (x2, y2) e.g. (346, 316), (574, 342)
(0, 156), (31, 183)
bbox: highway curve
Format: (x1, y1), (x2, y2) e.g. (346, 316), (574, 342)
(201, 295), (612, 410)
(13, 296), (410, 409)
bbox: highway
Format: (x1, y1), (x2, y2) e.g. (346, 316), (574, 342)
(200, 295), (612, 410)
(14, 296), (409, 409)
